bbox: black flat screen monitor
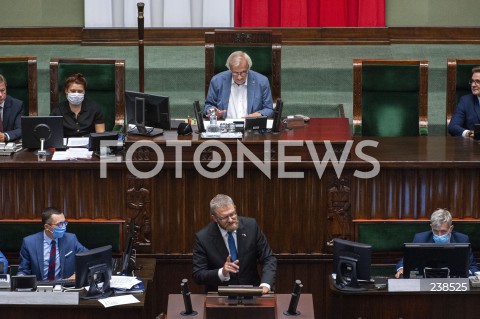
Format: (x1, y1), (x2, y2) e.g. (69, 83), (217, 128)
(88, 132), (118, 152)
(271, 99), (283, 133)
(193, 100), (206, 133)
(403, 243), (470, 278)
(125, 91), (171, 130)
(333, 238), (372, 291)
(75, 245), (113, 299)
(245, 116), (267, 131)
(21, 116), (64, 150)
(120, 218), (136, 276)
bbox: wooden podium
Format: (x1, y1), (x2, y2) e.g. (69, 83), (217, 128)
(166, 294), (314, 319)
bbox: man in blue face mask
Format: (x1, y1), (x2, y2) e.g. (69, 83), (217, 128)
(18, 207), (88, 281)
(395, 208), (479, 278)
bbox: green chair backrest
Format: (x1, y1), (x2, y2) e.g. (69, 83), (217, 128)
(455, 63), (477, 104)
(56, 63), (117, 131)
(0, 61), (31, 116)
(214, 46), (272, 86)
(361, 64), (423, 136)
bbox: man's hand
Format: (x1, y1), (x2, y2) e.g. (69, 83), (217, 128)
(0, 133), (6, 142)
(245, 112), (262, 118)
(206, 106), (226, 118)
(261, 286), (270, 294)
(395, 268), (403, 279)
(222, 255), (239, 276)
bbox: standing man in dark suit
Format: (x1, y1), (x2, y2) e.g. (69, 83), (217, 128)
(395, 208), (479, 278)
(0, 74), (23, 142)
(448, 66), (480, 137)
(193, 194), (277, 293)
(204, 51), (274, 119)
(18, 207), (88, 281)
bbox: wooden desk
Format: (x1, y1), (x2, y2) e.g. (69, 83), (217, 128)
(166, 294), (315, 319)
(0, 258), (157, 319)
(328, 278), (480, 319)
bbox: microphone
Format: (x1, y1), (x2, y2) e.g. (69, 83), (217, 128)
(180, 279), (197, 316)
(283, 279), (303, 316)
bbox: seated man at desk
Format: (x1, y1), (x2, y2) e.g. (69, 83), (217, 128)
(0, 250), (7, 274)
(395, 208), (479, 278)
(50, 73), (105, 137)
(448, 66), (480, 137)
(18, 207), (88, 281)
(193, 194), (277, 293)
(0, 74), (22, 142)
(204, 51), (274, 119)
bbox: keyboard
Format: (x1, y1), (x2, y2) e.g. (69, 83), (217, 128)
(37, 279), (76, 288)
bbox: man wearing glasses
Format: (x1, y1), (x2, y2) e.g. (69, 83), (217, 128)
(448, 66), (480, 137)
(204, 51), (274, 119)
(18, 207), (87, 281)
(193, 194), (276, 293)
(394, 208), (479, 278)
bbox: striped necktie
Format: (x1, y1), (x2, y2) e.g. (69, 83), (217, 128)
(47, 240), (56, 280)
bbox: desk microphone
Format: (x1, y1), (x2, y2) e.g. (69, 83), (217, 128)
(284, 279), (303, 316)
(180, 278), (197, 316)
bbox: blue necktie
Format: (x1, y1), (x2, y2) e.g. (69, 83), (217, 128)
(227, 232), (238, 261)
(47, 240), (56, 280)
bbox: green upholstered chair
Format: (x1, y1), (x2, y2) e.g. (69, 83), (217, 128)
(0, 56), (38, 116)
(205, 30), (282, 102)
(446, 59), (480, 129)
(353, 59), (429, 136)
(50, 58), (125, 131)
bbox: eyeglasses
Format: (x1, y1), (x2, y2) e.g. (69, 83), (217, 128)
(49, 221), (68, 228)
(216, 211), (237, 222)
(469, 79), (480, 85)
(231, 71), (248, 77)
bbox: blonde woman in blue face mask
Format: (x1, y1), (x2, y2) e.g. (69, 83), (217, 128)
(50, 73), (105, 137)
(395, 208), (479, 278)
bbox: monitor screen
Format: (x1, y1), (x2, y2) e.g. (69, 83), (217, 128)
(403, 243), (470, 278)
(21, 116), (64, 150)
(120, 219), (136, 276)
(332, 238), (372, 290)
(271, 99), (283, 133)
(75, 245), (113, 299)
(245, 116), (267, 131)
(88, 132), (118, 152)
(193, 100), (206, 133)
(125, 91), (171, 130)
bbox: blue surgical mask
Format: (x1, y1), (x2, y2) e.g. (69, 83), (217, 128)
(51, 225), (67, 239)
(433, 233), (450, 243)
(67, 93), (84, 105)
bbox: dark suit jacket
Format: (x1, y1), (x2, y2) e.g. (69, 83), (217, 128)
(18, 231), (88, 280)
(2, 95), (23, 141)
(193, 216), (277, 292)
(204, 70), (274, 118)
(396, 230), (479, 275)
(448, 93), (480, 136)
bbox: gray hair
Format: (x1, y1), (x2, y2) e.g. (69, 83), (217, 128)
(225, 51), (252, 70)
(430, 208), (452, 228)
(0, 74), (7, 86)
(210, 194), (235, 216)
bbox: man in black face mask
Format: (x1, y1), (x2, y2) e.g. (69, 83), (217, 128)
(18, 207), (88, 281)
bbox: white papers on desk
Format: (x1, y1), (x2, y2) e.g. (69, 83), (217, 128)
(67, 137), (89, 147)
(98, 294), (140, 308)
(110, 276), (142, 290)
(51, 148), (93, 160)
(224, 118), (273, 129)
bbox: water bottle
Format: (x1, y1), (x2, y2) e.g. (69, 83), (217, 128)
(208, 108), (219, 133)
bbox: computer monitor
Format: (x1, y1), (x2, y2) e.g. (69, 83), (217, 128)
(21, 116), (64, 154)
(120, 218), (136, 276)
(271, 99), (283, 133)
(403, 243), (470, 278)
(88, 132), (118, 153)
(332, 238), (372, 291)
(125, 90), (171, 130)
(75, 245), (113, 299)
(193, 100), (206, 133)
(245, 116), (268, 132)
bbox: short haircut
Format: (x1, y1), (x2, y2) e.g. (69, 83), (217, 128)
(63, 73), (87, 91)
(210, 194), (235, 216)
(41, 207), (63, 225)
(472, 66), (480, 75)
(225, 51), (252, 70)
(430, 208), (452, 228)
(0, 74), (6, 86)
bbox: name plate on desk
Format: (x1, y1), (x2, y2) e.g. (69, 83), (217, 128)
(388, 278), (469, 292)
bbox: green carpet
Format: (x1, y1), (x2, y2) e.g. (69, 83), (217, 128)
(1, 43), (480, 135)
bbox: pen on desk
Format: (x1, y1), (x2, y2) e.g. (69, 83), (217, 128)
(65, 251), (73, 257)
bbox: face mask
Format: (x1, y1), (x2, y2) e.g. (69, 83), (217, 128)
(433, 233), (450, 243)
(51, 225), (67, 239)
(67, 93), (84, 105)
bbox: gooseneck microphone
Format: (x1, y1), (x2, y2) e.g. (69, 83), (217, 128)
(180, 278), (197, 316)
(284, 279), (303, 316)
